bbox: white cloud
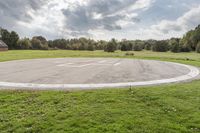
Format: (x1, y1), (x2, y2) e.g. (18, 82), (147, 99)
(130, 0), (155, 11)
(16, 0), (67, 38)
(151, 5), (200, 34)
(1, 0), (199, 40)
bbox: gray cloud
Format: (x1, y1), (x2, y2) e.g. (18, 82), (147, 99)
(62, 0), (141, 36)
(0, 0), (47, 29)
(0, 0), (170, 40)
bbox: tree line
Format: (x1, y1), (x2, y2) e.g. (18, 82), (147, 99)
(0, 25), (200, 53)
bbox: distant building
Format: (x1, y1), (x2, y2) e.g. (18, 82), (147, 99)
(0, 40), (8, 51)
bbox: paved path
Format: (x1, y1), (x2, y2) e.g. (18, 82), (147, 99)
(0, 58), (199, 90)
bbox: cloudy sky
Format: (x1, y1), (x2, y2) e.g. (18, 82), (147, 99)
(0, 0), (200, 40)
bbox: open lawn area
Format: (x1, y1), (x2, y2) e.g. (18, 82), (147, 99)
(0, 50), (200, 133)
(0, 50), (200, 66)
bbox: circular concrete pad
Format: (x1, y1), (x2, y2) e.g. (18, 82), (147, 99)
(0, 58), (199, 90)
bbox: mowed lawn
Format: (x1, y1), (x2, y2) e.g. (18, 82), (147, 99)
(0, 50), (200, 133)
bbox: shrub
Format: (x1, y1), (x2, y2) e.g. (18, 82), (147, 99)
(87, 42), (95, 51)
(151, 41), (169, 52)
(144, 43), (151, 50)
(121, 43), (128, 51)
(125, 52), (134, 56)
(180, 44), (192, 52)
(41, 44), (49, 50)
(104, 39), (117, 52)
(132, 44), (143, 51)
(171, 43), (180, 53)
(120, 42), (132, 51)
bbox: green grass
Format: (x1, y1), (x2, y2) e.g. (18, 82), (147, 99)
(0, 50), (200, 66)
(0, 50), (200, 133)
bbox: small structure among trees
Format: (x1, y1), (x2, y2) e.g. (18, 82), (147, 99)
(0, 40), (8, 51)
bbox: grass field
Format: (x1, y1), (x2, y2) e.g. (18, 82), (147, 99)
(0, 50), (200, 133)
(0, 50), (200, 66)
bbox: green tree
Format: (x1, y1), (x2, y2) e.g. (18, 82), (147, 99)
(152, 40), (169, 52)
(17, 38), (31, 49)
(180, 45), (191, 52)
(0, 29), (19, 49)
(104, 39), (117, 52)
(120, 41), (132, 51)
(121, 43), (128, 51)
(132, 41), (144, 51)
(87, 41), (95, 51)
(0, 29), (11, 48)
(180, 25), (200, 51)
(33, 36), (47, 44)
(32, 36), (48, 50)
(10, 31), (19, 49)
(96, 40), (107, 50)
(48, 40), (54, 48)
(52, 39), (69, 49)
(196, 42), (200, 53)
(169, 38), (180, 53)
(31, 38), (43, 50)
(133, 44), (143, 51)
(144, 42), (151, 50)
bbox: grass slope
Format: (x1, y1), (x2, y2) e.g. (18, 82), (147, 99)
(0, 50), (200, 133)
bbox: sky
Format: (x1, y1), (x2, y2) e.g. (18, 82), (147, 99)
(0, 0), (200, 40)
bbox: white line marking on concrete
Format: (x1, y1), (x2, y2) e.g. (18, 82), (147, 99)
(56, 64), (66, 67)
(0, 62), (199, 90)
(98, 60), (107, 63)
(56, 63), (75, 67)
(114, 62), (121, 66)
(57, 63), (94, 68)
(78, 63), (94, 67)
(106, 61), (115, 64)
(57, 61), (112, 68)
(67, 63), (74, 65)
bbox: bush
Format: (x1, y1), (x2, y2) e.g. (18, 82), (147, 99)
(125, 52), (134, 56)
(132, 44), (143, 51)
(171, 43), (180, 53)
(104, 39), (117, 52)
(120, 42), (132, 51)
(144, 43), (151, 50)
(41, 44), (49, 50)
(180, 44), (192, 52)
(170, 42), (180, 53)
(121, 43), (127, 51)
(196, 42), (200, 53)
(87, 43), (95, 51)
(152, 41), (169, 52)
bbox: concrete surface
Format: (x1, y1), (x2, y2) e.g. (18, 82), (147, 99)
(0, 58), (199, 90)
